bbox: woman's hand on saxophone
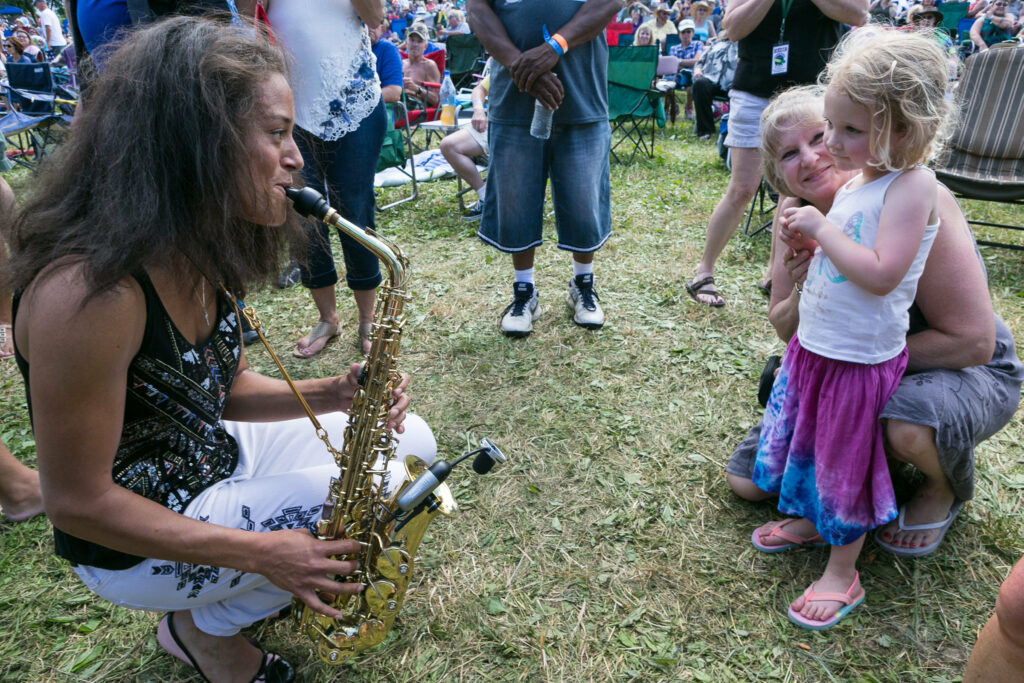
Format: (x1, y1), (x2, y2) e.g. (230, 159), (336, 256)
(338, 363), (412, 434)
(254, 530), (364, 619)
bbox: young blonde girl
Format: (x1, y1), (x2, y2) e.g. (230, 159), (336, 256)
(751, 29), (953, 630)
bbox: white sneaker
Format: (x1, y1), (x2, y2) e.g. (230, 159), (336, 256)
(500, 282), (541, 337)
(566, 273), (604, 329)
(461, 200), (483, 222)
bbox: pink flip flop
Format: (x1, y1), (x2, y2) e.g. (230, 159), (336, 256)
(751, 518), (827, 554)
(787, 572), (866, 630)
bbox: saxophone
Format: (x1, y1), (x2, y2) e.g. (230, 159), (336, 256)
(267, 188), (504, 666)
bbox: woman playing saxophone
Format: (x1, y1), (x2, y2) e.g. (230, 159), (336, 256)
(7, 17), (434, 683)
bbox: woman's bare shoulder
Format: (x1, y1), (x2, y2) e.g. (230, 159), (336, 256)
(17, 261), (146, 365)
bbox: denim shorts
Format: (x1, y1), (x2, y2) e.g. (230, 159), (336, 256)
(478, 121), (611, 253)
(723, 89), (770, 149)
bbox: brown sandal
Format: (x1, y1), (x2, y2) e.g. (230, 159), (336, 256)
(685, 276), (725, 308)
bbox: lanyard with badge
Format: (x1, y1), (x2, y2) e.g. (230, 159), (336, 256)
(771, 0), (793, 76)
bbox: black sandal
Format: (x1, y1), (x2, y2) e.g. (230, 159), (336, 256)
(685, 275), (725, 308)
(157, 612), (295, 683)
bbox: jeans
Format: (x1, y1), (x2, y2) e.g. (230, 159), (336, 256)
(478, 121), (611, 254)
(294, 98), (386, 291)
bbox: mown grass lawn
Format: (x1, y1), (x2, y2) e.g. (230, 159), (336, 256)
(1, 123), (1022, 682)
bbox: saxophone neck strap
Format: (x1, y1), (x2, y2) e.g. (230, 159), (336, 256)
(222, 285), (339, 455)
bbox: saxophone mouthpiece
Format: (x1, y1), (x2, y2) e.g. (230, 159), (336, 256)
(285, 186), (331, 221)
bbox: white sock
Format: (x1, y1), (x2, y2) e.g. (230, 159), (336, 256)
(514, 267), (535, 285)
(572, 260), (593, 277)
(476, 182), (486, 203)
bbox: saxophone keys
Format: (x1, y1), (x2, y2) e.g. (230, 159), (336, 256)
(364, 580), (403, 619)
(377, 547), (413, 585)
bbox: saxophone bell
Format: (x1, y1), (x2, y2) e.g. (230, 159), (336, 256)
(392, 440), (507, 524)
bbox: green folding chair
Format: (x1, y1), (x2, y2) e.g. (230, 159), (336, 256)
(607, 44), (664, 164)
(375, 97), (418, 211)
(445, 33), (485, 90)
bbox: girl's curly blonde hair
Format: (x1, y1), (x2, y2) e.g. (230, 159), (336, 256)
(822, 27), (954, 171)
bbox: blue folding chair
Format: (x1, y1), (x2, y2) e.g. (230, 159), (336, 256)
(1, 62), (74, 169)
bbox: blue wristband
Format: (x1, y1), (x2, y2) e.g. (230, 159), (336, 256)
(542, 25), (565, 55)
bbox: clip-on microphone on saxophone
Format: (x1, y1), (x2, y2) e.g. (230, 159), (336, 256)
(390, 438), (507, 533)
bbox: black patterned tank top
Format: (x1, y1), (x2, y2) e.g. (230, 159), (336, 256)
(14, 271), (242, 569)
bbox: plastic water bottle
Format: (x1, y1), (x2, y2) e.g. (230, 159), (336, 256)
(530, 100), (553, 140)
(439, 70), (457, 126)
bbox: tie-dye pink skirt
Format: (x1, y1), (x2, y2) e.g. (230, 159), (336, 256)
(753, 335), (906, 546)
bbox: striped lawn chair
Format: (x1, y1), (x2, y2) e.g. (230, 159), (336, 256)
(933, 43), (1024, 250)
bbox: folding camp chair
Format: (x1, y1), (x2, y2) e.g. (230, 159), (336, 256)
(391, 17), (408, 40)
(445, 33), (484, 90)
(607, 44), (662, 164)
(1, 62), (73, 169)
(743, 179), (777, 238)
(662, 33), (680, 55)
(933, 43), (1024, 250)
(940, 1), (970, 39)
(375, 97), (418, 211)
(394, 49), (446, 146)
(4, 62), (74, 117)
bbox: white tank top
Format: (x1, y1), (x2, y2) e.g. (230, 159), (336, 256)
(797, 169), (939, 364)
(269, 0), (381, 141)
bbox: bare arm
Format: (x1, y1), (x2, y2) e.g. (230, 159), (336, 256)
(403, 61), (442, 106)
(508, 0), (623, 93)
(470, 80), (488, 131)
(904, 187), (995, 371)
(381, 84), (402, 103)
(466, 0), (565, 109)
(810, 0), (869, 25)
(223, 357), (411, 431)
(17, 268), (362, 619)
(970, 16), (988, 50)
(725, 0), (867, 41)
(722, 0), (778, 41)
(783, 170), (935, 296)
(467, 0), (523, 69)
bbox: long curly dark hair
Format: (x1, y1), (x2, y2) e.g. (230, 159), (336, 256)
(8, 16), (303, 297)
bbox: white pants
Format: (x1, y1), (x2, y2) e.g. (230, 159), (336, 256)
(73, 412), (437, 637)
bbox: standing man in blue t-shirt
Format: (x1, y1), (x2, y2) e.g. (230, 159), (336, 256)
(467, 0), (622, 338)
(371, 23), (404, 103)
